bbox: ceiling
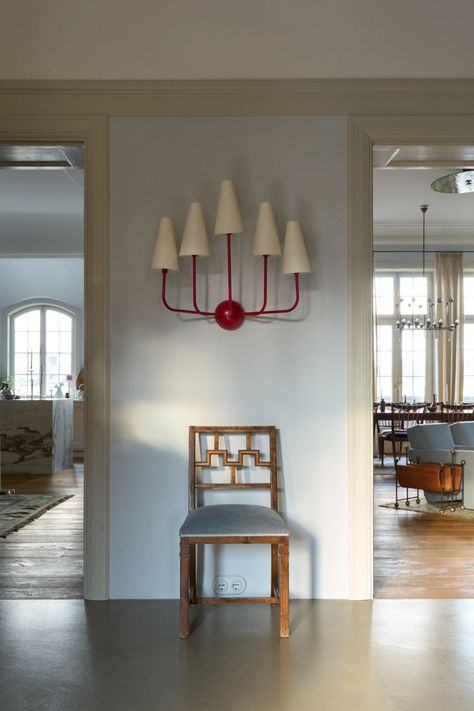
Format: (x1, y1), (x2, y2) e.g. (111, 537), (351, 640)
(0, 147), (84, 256)
(374, 145), (474, 250)
(2, 1), (474, 79)
(1, 141), (474, 257)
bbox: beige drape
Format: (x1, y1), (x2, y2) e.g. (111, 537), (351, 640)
(436, 252), (464, 403)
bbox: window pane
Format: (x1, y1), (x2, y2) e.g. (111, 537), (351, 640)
(400, 276), (428, 316)
(27, 309), (40, 330)
(465, 277), (474, 315)
(46, 331), (60, 352)
(46, 309), (60, 330)
(464, 324), (474, 400)
(375, 324), (392, 400)
(14, 312), (29, 330)
(59, 354), (72, 373)
(14, 332), (28, 351)
(58, 312), (72, 331)
(11, 309), (41, 397)
(378, 351), (391, 377)
(402, 329), (426, 402)
(378, 377), (392, 401)
(27, 331), (40, 352)
(374, 277), (394, 315)
(465, 324), (474, 350)
(464, 376), (474, 401)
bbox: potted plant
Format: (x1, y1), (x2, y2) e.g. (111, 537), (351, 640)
(0, 374), (15, 399)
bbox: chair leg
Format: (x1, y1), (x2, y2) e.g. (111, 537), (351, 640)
(271, 544), (278, 604)
(179, 539), (191, 639)
(189, 544), (196, 604)
(279, 540), (290, 638)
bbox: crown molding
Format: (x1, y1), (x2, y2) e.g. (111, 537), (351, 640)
(2, 79), (474, 116)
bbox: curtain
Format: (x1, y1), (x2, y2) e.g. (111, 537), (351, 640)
(436, 252), (464, 403)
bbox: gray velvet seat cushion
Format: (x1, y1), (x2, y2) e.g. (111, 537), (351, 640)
(407, 423), (455, 449)
(180, 505), (288, 537)
(451, 421), (474, 446)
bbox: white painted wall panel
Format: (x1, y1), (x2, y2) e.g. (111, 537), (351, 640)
(110, 116), (347, 598)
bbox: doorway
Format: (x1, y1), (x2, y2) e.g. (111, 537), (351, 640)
(0, 115), (109, 600)
(372, 143), (474, 598)
(0, 143), (85, 598)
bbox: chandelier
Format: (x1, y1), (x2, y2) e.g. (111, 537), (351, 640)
(431, 169), (474, 194)
(150, 180), (311, 330)
(395, 205), (459, 334)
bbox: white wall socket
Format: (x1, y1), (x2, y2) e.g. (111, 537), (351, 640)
(213, 575), (247, 596)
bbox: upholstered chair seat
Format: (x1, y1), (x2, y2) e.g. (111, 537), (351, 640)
(180, 504), (289, 538)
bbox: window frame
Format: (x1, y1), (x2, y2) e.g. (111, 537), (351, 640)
(6, 300), (79, 399)
(374, 270), (435, 403)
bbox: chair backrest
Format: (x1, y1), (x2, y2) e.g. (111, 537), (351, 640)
(389, 405), (419, 433)
(188, 426), (278, 513)
(407, 423), (455, 450)
(451, 421), (474, 446)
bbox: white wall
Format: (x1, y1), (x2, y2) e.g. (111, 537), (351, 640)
(0, 258), (84, 372)
(110, 116), (348, 599)
(2, 1), (474, 79)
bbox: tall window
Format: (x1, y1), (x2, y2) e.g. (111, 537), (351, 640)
(463, 276), (474, 401)
(9, 305), (75, 398)
(374, 272), (432, 402)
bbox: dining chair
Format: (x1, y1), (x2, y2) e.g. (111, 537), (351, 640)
(179, 425), (289, 638)
(376, 405), (411, 466)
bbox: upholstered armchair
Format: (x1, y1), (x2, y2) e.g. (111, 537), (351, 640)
(406, 422), (474, 508)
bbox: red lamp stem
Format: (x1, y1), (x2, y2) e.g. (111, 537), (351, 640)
(227, 233), (233, 301)
(245, 255), (269, 316)
(259, 273), (300, 315)
(192, 255), (213, 316)
(161, 269), (200, 315)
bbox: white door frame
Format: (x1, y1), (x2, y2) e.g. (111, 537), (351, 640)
(346, 114), (474, 599)
(0, 116), (110, 600)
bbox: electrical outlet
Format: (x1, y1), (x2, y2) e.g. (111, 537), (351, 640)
(214, 575), (247, 596)
(214, 577), (228, 594)
(231, 577), (245, 594)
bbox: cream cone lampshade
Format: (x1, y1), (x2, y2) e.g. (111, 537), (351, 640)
(179, 202), (210, 257)
(150, 217), (179, 271)
(214, 180), (244, 235)
(253, 202), (282, 256)
(282, 221), (311, 274)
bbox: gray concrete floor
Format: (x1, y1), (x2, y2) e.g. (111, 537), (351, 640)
(1, 599), (474, 711)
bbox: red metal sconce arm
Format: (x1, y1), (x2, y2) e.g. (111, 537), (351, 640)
(161, 232), (302, 329)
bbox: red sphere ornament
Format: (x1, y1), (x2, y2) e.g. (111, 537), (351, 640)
(215, 299), (245, 330)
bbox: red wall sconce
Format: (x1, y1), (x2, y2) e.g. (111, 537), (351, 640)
(150, 180), (311, 330)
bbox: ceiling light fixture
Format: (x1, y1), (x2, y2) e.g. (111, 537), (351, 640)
(395, 205), (459, 334)
(431, 169), (474, 194)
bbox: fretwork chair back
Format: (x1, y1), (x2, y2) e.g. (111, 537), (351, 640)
(179, 426), (289, 638)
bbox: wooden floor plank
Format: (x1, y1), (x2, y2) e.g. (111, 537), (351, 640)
(0, 465), (83, 599)
(374, 460), (474, 598)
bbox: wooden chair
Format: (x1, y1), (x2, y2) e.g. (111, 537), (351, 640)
(376, 406), (412, 466)
(179, 426), (289, 638)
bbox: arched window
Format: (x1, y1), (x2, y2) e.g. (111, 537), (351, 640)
(9, 304), (75, 398)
